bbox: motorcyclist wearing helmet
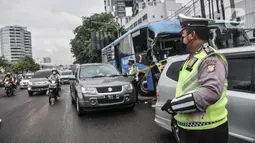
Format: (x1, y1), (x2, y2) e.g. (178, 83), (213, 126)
(48, 68), (60, 97)
(3, 72), (15, 90)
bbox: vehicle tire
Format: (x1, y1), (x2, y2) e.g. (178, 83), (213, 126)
(76, 97), (83, 116)
(70, 90), (75, 104)
(43, 91), (47, 95)
(28, 91), (33, 96)
(171, 118), (180, 143)
(127, 104), (135, 110)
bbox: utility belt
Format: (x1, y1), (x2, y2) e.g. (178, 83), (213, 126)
(177, 117), (226, 127)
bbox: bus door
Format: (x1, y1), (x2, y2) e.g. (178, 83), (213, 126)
(113, 44), (121, 72)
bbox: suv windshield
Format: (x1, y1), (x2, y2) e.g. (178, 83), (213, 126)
(33, 71), (52, 78)
(61, 71), (73, 76)
(79, 64), (120, 78)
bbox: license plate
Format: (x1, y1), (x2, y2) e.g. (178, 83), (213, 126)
(104, 94), (120, 100)
(36, 88), (46, 91)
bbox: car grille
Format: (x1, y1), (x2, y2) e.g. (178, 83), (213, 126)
(97, 97), (124, 104)
(96, 86), (122, 93)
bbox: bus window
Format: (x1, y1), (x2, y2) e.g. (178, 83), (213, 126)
(119, 35), (133, 59)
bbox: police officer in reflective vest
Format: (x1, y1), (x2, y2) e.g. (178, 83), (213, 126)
(161, 14), (229, 143)
(127, 59), (139, 101)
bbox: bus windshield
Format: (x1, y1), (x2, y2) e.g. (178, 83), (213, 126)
(212, 24), (251, 49)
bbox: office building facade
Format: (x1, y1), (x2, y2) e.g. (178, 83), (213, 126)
(0, 25), (32, 63)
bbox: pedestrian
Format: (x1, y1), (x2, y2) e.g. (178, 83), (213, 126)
(161, 14), (229, 143)
(127, 59), (140, 102)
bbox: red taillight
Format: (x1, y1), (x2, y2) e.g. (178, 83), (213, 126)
(156, 91), (159, 96)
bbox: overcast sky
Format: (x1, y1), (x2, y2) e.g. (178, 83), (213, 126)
(0, 0), (105, 64)
(0, 0), (189, 65)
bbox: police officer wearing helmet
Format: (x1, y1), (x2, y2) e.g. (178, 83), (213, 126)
(161, 14), (229, 143)
(127, 59), (139, 102)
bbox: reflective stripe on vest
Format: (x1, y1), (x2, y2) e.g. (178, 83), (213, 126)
(174, 45), (228, 130)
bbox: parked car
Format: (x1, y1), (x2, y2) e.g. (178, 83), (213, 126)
(59, 70), (73, 84)
(27, 69), (61, 96)
(0, 74), (5, 87)
(69, 63), (136, 116)
(19, 73), (34, 89)
(154, 46), (255, 143)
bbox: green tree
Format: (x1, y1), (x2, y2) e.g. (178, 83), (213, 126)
(12, 56), (39, 74)
(0, 56), (11, 73)
(70, 12), (124, 64)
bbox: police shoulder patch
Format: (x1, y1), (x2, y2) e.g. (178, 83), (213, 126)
(206, 59), (217, 73)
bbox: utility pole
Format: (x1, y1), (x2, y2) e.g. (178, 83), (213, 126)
(208, 0), (211, 19)
(211, 0), (214, 19)
(216, 0), (220, 19)
(220, 0), (225, 20)
(193, 0), (196, 16)
(200, 0), (206, 18)
(230, 0), (236, 20)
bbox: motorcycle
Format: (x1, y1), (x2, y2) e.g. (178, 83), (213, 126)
(47, 80), (58, 105)
(5, 81), (14, 97)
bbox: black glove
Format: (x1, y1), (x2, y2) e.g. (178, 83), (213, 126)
(161, 99), (174, 115)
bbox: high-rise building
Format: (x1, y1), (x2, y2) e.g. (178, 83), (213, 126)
(0, 25), (32, 63)
(104, 0), (134, 26)
(124, 0), (182, 30)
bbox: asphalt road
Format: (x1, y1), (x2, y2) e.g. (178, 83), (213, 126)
(0, 85), (175, 143)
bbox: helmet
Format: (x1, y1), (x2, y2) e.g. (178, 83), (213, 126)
(52, 68), (58, 74)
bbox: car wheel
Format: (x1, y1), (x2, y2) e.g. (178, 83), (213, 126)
(171, 119), (180, 143)
(76, 97), (83, 116)
(127, 104), (135, 110)
(28, 91), (33, 96)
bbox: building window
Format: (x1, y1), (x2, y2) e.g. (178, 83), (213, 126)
(152, 15), (155, 18)
(138, 18), (142, 24)
(143, 14), (148, 20)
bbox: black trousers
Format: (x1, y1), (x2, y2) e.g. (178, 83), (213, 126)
(131, 80), (139, 102)
(179, 121), (229, 143)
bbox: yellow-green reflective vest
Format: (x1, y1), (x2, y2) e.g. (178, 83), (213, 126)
(128, 65), (139, 80)
(174, 46), (228, 130)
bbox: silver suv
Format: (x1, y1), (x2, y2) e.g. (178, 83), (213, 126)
(154, 46), (255, 143)
(70, 63), (136, 116)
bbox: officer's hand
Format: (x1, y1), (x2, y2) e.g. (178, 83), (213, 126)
(161, 99), (174, 114)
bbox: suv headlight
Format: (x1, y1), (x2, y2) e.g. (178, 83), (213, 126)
(28, 82), (33, 86)
(81, 87), (97, 94)
(123, 83), (133, 91)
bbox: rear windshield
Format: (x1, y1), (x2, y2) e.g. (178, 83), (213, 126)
(33, 71), (51, 78)
(61, 71), (73, 75)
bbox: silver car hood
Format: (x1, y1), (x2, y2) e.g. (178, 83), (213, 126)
(79, 76), (131, 87)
